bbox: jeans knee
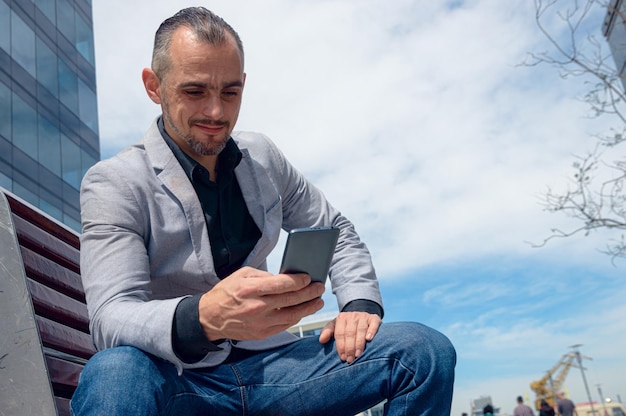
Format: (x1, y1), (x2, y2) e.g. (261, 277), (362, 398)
(381, 321), (456, 368)
(78, 346), (171, 398)
(72, 347), (168, 415)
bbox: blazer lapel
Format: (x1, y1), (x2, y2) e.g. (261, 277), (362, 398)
(234, 144), (282, 269)
(142, 121), (218, 281)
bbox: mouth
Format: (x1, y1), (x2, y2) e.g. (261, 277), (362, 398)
(194, 122), (226, 135)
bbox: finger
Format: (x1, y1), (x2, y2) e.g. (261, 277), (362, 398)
(343, 316), (373, 363)
(271, 297), (325, 326)
(333, 317), (347, 361)
(318, 319), (335, 344)
(268, 282), (325, 310)
(256, 272), (312, 295)
(365, 316), (382, 341)
(353, 318), (370, 359)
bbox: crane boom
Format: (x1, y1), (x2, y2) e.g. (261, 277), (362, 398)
(530, 352), (579, 410)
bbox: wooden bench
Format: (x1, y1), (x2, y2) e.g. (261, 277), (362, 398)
(0, 189), (96, 416)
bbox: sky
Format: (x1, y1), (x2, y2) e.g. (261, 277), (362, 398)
(91, 1), (626, 414)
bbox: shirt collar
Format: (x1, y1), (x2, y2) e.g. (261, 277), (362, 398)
(157, 116), (242, 181)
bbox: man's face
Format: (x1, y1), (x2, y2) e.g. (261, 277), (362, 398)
(155, 27), (245, 157)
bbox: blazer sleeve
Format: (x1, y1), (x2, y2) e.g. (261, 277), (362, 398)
(80, 155), (205, 372)
(238, 133), (384, 312)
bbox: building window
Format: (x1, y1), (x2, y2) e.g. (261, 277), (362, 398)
(0, 171), (11, 191)
(0, 81), (10, 140)
(58, 58), (78, 115)
(61, 134), (81, 189)
(76, 13), (95, 65)
(34, 0), (56, 25)
(63, 214), (80, 232)
(78, 77), (98, 132)
(39, 197), (63, 222)
(12, 92), (38, 154)
(0, 1), (10, 53)
(36, 37), (59, 98)
(13, 177), (38, 207)
(11, 10), (37, 78)
(38, 114), (61, 176)
(56, 0), (75, 44)
(81, 149), (96, 178)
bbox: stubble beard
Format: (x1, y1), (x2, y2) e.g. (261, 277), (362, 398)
(162, 101), (228, 157)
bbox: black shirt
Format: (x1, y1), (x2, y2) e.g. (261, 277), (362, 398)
(160, 118), (261, 278)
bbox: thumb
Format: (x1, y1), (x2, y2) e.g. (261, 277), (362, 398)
(318, 319), (336, 344)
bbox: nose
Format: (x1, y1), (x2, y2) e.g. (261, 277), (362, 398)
(202, 93), (224, 120)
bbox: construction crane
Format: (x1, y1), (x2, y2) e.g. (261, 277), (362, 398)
(530, 351), (586, 410)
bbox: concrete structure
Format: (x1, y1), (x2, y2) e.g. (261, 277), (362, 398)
(471, 395), (502, 416)
(0, 0), (100, 231)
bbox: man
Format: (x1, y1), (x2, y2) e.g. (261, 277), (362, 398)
(557, 392), (578, 416)
(514, 396), (535, 416)
(70, 7), (455, 415)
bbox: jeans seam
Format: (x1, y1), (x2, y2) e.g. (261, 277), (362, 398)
(229, 363), (247, 415)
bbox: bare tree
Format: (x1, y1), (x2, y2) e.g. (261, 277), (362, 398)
(526, 0), (626, 260)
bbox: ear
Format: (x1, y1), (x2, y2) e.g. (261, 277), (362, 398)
(142, 68), (162, 105)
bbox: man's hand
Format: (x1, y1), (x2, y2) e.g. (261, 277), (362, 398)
(198, 267), (325, 342)
(319, 311), (382, 363)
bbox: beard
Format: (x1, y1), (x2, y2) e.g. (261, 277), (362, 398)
(161, 101), (229, 156)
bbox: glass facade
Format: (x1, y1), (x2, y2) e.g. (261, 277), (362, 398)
(603, 0), (626, 91)
(0, 0), (99, 231)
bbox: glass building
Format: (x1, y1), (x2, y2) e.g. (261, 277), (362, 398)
(603, 0), (626, 91)
(0, 0), (99, 231)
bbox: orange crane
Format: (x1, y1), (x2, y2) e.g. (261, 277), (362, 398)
(530, 352), (582, 410)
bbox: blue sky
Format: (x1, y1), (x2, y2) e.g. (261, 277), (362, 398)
(92, 1), (626, 414)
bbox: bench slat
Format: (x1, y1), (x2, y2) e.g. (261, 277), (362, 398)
(27, 278), (90, 332)
(6, 192), (79, 248)
(20, 246), (85, 301)
(12, 214), (80, 273)
(36, 316), (96, 360)
(45, 355), (83, 391)
(55, 397), (71, 416)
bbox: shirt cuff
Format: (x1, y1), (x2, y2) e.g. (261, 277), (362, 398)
(172, 294), (222, 363)
(341, 299), (384, 319)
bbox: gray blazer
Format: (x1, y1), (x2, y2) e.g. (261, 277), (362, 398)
(80, 120), (382, 372)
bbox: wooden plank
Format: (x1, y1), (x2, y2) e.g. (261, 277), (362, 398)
(27, 278), (89, 332)
(5, 192), (79, 248)
(12, 214), (80, 273)
(36, 316), (96, 360)
(20, 246), (85, 301)
(45, 355), (83, 390)
(55, 397), (71, 416)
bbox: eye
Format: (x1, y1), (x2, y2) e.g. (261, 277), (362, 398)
(184, 90), (204, 97)
(222, 89), (240, 98)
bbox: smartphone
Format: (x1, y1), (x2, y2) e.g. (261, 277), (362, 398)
(279, 226), (340, 284)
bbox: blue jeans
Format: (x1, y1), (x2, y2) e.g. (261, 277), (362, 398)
(70, 322), (455, 415)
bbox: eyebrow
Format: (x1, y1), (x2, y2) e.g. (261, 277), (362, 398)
(178, 80), (244, 90)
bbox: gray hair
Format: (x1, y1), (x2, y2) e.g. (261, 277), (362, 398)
(151, 7), (244, 79)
